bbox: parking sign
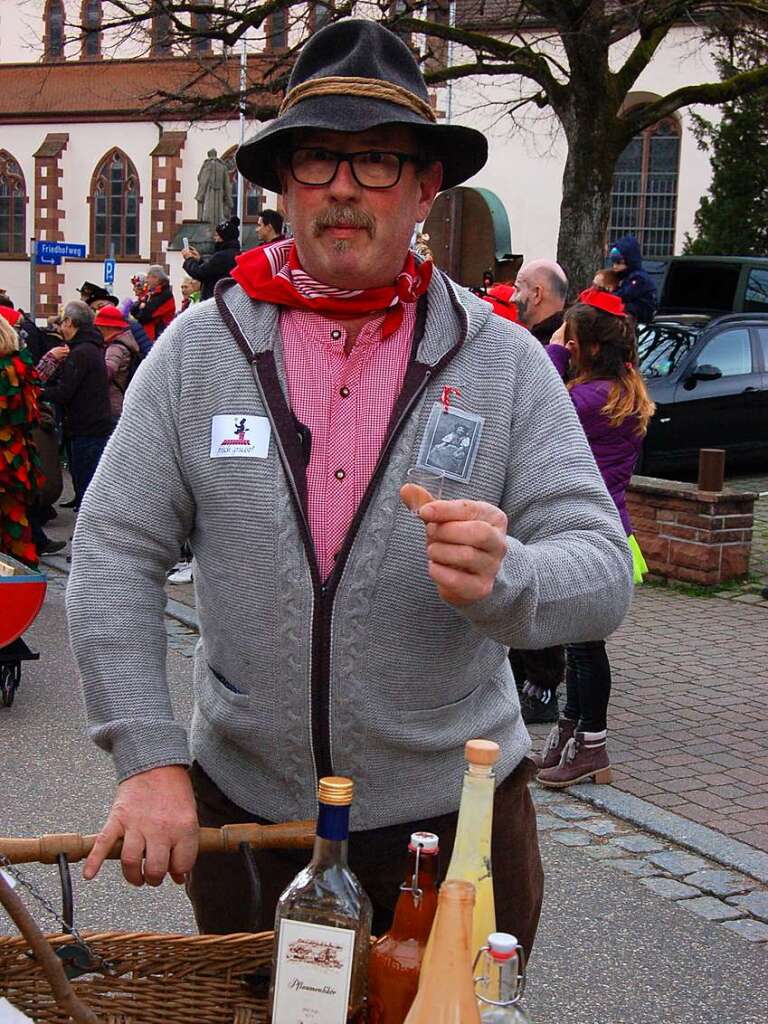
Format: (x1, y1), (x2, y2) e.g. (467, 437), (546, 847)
(104, 258), (116, 286)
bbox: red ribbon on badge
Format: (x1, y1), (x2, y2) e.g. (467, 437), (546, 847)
(441, 386), (462, 413)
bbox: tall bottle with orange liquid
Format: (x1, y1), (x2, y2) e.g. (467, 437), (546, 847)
(403, 879), (480, 1024)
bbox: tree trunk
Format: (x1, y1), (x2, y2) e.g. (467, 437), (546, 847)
(555, 125), (619, 298)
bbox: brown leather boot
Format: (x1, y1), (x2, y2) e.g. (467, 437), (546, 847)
(537, 732), (613, 788)
(530, 718), (576, 770)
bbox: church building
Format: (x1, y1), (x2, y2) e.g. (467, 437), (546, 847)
(0, 2), (719, 317)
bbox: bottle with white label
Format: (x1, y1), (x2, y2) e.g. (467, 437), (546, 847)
(268, 776), (373, 1023)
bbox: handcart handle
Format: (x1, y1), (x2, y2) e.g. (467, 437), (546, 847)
(0, 820), (315, 865)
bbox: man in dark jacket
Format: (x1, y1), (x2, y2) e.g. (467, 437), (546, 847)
(512, 259), (568, 344)
(255, 208), (285, 245)
(181, 216), (242, 301)
(609, 235), (657, 323)
(42, 300), (113, 509)
(130, 266), (176, 340)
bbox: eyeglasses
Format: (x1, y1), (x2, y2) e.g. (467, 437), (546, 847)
(288, 148), (421, 189)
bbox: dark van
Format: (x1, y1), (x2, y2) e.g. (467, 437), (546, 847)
(657, 256), (768, 317)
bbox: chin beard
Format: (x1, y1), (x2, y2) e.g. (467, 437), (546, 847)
(332, 239), (352, 253)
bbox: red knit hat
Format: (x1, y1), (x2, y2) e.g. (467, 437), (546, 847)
(577, 287), (626, 317)
(481, 283), (519, 323)
(94, 305), (129, 330)
(0, 306), (22, 327)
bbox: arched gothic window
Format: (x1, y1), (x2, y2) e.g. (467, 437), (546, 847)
(223, 148), (264, 223)
(190, 12), (212, 53)
(0, 153), (26, 256)
(609, 115), (681, 259)
(81, 0), (102, 59)
(44, 0), (66, 60)
(310, 2), (333, 32)
(90, 150), (140, 257)
(265, 8), (288, 50)
(151, 6), (173, 56)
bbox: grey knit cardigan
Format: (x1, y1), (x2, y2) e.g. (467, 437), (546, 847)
(66, 269), (633, 830)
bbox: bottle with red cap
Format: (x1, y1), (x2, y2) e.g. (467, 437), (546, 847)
(474, 932), (531, 1022)
(367, 831), (440, 1024)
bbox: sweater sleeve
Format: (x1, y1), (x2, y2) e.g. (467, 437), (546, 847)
(459, 337), (633, 649)
(66, 325), (195, 780)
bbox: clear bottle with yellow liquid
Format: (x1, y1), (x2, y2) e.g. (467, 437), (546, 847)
(422, 739), (499, 991)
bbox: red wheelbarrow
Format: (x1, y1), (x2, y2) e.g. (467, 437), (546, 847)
(0, 552), (47, 707)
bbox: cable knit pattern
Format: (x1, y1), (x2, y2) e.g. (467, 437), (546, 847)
(67, 270), (633, 829)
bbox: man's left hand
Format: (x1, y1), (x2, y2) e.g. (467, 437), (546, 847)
(417, 498), (508, 607)
(181, 247), (199, 260)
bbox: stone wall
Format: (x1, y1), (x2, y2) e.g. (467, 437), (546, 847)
(627, 477), (756, 586)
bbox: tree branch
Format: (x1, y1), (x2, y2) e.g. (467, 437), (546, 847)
(397, 14), (568, 101)
(621, 61), (768, 134)
(612, 21), (672, 98)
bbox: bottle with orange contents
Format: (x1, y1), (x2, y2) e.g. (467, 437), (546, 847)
(367, 832), (440, 1024)
(403, 879), (480, 1024)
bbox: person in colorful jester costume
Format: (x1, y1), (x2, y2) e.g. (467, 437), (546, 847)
(0, 314), (44, 567)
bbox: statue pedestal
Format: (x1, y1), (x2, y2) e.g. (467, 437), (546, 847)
(169, 221), (217, 255)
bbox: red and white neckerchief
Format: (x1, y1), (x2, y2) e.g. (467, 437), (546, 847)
(231, 238), (432, 339)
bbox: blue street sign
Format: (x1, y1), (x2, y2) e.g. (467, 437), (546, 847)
(103, 258), (116, 285)
(37, 255), (61, 266)
(35, 240), (87, 261)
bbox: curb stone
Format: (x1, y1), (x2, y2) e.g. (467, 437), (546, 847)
(533, 788), (768, 945)
(568, 783), (768, 885)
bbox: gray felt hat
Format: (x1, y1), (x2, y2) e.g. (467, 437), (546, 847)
(236, 18), (488, 193)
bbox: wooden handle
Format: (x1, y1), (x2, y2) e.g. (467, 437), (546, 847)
(0, 821), (315, 865)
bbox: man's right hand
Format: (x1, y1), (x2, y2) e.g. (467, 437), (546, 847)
(83, 765), (199, 887)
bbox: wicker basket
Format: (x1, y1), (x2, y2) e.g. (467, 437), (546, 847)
(0, 929), (274, 1023)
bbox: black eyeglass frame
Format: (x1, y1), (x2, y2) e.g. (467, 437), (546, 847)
(287, 148), (425, 189)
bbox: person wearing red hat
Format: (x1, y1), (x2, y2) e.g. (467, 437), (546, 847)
(0, 305), (22, 328)
(533, 289), (655, 788)
(480, 282), (519, 323)
(94, 305), (141, 423)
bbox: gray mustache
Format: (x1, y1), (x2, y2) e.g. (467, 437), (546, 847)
(312, 207), (376, 238)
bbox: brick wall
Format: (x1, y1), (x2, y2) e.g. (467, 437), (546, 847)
(149, 131), (186, 270)
(627, 477), (756, 586)
(32, 133), (69, 319)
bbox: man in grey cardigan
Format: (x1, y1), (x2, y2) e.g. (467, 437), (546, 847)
(67, 20), (632, 953)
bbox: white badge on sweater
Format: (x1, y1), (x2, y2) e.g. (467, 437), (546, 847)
(210, 415), (271, 458)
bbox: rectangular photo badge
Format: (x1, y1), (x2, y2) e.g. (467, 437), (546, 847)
(416, 403), (485, 483)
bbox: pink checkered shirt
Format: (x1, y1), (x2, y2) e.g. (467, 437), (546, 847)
(280, 303), (416, 580)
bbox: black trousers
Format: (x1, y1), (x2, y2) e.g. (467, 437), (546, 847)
(509, 645), (565, 694)
(187, 758), (544, 958)
(563, 640), (612, 732)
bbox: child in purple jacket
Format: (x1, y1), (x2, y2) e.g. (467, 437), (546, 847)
(533, 287), (655, 788)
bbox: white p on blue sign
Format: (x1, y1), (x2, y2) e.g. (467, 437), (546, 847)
(103, 259), (116, 285)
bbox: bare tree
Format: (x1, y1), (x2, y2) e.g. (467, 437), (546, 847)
(58, 1), (768, 284)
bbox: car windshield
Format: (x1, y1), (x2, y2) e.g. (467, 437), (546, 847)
(637, 322), (701, 378)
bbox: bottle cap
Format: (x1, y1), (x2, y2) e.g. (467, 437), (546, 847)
(465, 739), (500, 766)
(488, 933), (519, 960)
(409, 831), (439, 853)
(317, 776), (354, 806)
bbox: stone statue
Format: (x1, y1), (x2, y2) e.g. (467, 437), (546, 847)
(196, 149), (232, 228)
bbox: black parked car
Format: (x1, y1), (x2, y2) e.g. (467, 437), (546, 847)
(637, 313), (768, 472)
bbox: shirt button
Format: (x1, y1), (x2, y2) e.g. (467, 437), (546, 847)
(339, 386), (350, 398)
(335, 469), (346, 481)
(331, 330), (342, 340)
